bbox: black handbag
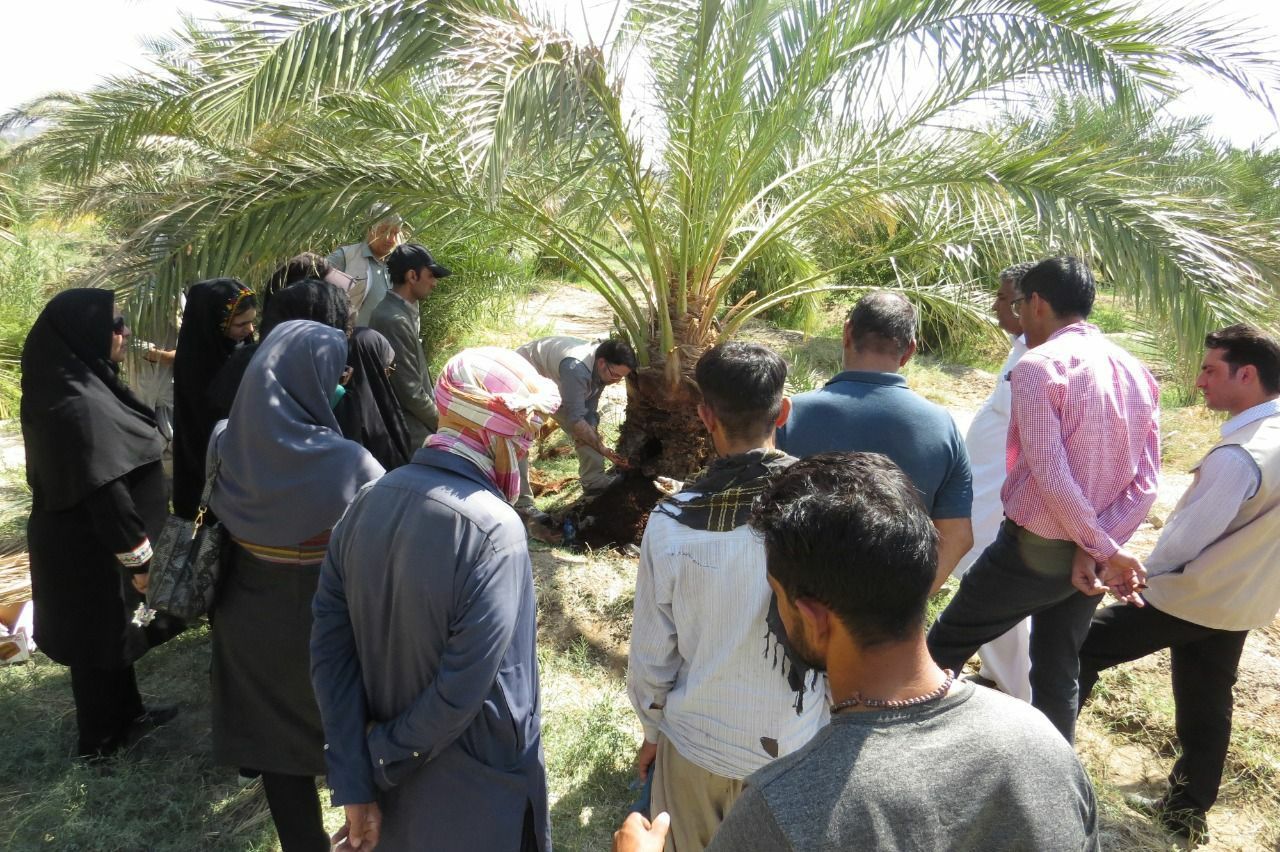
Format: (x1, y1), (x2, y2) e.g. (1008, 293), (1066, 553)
(148, 457), (226, 619)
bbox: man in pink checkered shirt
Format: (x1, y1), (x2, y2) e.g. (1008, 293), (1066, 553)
(928, 256), (1160, 742)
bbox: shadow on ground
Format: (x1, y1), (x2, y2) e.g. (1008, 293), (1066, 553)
(0, 626), (295, 850)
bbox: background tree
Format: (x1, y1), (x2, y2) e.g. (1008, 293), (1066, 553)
(5, 0), (1280, 483)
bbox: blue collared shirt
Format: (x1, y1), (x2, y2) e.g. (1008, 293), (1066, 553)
(778, 370), (972, 519)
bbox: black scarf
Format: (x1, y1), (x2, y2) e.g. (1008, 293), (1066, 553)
(335, 328), (412, 470)
(21, 289), (163, 510)
(172, 278), (254, 518)
(260, 278), (350, 338)
(655, 448), (821, 712)
(656, 448), (794, 532)
(208, 279), (353, 421)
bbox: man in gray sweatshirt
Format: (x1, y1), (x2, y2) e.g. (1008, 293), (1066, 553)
(615, 451), (1100, 852)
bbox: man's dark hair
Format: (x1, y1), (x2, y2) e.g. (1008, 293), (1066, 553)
(1206, 324), (1280, 395)
(999, 261), (1038, 287)
(387, 243), (450, 285)
(848, 291), (916, 357)
(750, 452), (939, 648)
(595, 338), (639, 372)
(695, 342), (787, 440)
(1017, 256), (1095, 319)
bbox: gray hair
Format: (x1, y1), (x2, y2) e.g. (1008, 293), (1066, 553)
(999, 261), (1038, 287)
(848, 291), (916, 357)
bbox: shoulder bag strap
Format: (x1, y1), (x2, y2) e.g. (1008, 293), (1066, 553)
(192, 441), (223, 533)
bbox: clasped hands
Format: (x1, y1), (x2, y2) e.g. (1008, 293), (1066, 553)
(1071, 547), (1146, 606)
(333, 802), (383, 851)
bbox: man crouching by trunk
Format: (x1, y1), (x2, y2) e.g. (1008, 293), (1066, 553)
(626, 342), (828, 852)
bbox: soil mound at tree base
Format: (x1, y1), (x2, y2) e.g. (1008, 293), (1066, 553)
(577, 474), (662, 550)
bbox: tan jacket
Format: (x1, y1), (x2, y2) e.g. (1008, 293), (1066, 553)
(1144, 413), (1280, 630)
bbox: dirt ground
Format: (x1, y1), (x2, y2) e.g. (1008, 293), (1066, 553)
(3, 284), (1278, 849)
(521, 287), (1280, 850)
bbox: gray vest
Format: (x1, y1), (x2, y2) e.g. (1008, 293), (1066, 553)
(1144, 413), (1280, 630)
(516, 336), (597, 381)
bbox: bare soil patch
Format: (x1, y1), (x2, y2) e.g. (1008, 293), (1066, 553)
(512, 281), (616, 341)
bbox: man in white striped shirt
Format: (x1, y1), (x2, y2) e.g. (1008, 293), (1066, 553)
(627, 342), (827, 852)
(1077, 324), (1280, 845)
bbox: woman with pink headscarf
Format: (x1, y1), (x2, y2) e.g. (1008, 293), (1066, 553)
(312, 348), (560, 852)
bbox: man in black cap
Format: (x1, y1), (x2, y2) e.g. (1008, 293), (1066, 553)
(369, 243), (451, 449)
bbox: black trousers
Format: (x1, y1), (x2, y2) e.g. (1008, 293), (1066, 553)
(927, 520), (1101, 742)
(1078, 602), (1248, 814)
(69, 663), (144, 757)
(258, 772), (329, 852)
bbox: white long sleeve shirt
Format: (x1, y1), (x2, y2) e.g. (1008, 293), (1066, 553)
(957, 335), (1027, 574)
(627, 503), (829, 780)
(1146, 399), (1278, 577)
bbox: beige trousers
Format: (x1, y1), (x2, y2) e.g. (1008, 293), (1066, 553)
(515, 443), (609, 511)
(651, 734), (745, 852)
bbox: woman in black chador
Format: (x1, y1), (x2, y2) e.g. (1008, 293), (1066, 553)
(21, 289), (179, 759)
(171, 278), (257, 519)
(335, 327), (413, 470)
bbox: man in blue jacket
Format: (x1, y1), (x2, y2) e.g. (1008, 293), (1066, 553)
(311, 347), (561, 852)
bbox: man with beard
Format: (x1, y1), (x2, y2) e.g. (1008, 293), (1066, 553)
(616, 452), (1098, 852)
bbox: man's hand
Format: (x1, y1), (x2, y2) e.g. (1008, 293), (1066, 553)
(1070, 548), (1105, 597)
(1099, 547), (1147, 607)
(653, 476), (683, 497)
(131, 571), (150, 595)
(333, 802), (382, 851)
(613, 812), (671, 852)
(635, 740), (658, 782)
(570, 420), (628, 467)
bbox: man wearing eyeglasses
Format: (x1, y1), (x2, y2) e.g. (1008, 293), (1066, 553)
(515, 336), (638, 518)
(929, 256), (1160, 744)
(951, 261), (1038, 704)
(327, 207), (403, 327)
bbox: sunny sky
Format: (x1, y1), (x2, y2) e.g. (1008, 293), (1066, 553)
(2, 0), (1278, 147)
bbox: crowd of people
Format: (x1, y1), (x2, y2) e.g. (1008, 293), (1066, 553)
(16, 240), (1280, 852)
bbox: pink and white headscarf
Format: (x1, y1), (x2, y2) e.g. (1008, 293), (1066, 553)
(426, 347), (561, 502)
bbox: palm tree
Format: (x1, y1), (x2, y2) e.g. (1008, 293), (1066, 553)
(7, 0), (1280, 484)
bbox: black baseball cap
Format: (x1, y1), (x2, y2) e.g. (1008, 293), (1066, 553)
(387, 243), (451, 280)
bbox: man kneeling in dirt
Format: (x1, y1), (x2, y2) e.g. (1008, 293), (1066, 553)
(514, 336), (636, 521)
(616, 452), (1099, 852)
(626, 342), (828, 852)
(1078, 324), (1280, 845)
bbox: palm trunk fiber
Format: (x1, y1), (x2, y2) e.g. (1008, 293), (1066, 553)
(577, 361), (710, 549)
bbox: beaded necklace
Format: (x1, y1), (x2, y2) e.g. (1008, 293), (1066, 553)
(830, 669), (955, 713)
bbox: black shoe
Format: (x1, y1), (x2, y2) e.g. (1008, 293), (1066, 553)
(131, 704), (179, 730)
(76, 735), (124, 763)
(1124, 793), (1209, 843)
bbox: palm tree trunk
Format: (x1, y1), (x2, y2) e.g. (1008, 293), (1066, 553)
(577, 315), (714, 548)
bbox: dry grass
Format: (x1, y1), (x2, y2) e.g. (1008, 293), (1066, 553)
(2, 282), (1277, 851)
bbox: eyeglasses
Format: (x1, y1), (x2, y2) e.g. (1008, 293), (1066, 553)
(1009, 296), (1027, 318)
(604, 363), (630, 382)
(112, 316), (127, 334)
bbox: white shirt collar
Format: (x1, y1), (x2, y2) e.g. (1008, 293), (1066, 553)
(1221, 397), (1280, 437)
